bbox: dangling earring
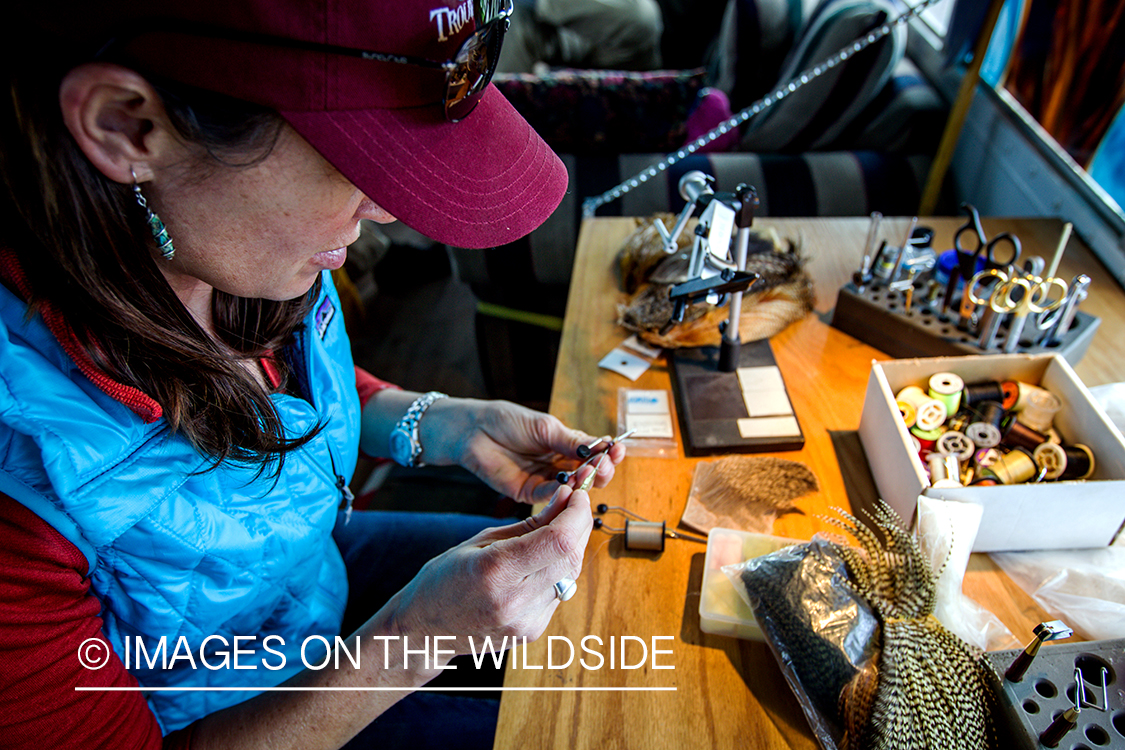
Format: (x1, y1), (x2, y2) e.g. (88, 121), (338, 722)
(131, 168), (175, 261)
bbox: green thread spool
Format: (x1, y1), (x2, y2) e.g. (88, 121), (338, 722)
(928, 372), (963, 415)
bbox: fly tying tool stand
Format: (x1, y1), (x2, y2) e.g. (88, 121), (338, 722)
(832, 211), (1100, 364)
(656, 171), (804, 457)
(982, 623), (1125, 750)
(593, 504), (707, 552)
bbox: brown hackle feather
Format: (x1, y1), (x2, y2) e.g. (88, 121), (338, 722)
(613, 215), (815, 348)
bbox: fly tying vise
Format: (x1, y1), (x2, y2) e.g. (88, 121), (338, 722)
(593, 504), (707, 552)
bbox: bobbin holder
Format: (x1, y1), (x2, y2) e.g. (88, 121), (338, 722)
(982, 638), (1125, 750)
(831, 281), (1099, 366)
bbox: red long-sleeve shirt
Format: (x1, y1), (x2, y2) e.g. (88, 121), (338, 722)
(0, 366), (395, 749)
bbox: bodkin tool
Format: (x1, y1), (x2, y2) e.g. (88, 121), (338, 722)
(576, 429), (637, 459)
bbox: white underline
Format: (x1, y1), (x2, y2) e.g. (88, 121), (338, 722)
(76, 686), (676, 692)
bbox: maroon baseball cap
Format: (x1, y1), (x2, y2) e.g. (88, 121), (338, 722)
(41, 0), (568, 249)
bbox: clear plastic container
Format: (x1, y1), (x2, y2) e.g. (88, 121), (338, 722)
(698, 528), (799, 640)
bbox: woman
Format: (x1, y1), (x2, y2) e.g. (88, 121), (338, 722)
(0, 1), (623, 748)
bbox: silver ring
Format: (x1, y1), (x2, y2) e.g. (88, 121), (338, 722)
(553, 577), (577, 602)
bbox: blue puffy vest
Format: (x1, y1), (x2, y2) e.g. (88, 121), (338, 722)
(0, 272), (359, 732)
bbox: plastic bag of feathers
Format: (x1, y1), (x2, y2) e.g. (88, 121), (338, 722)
(614, 213), (816, 349)
(724, 503), (999, 750)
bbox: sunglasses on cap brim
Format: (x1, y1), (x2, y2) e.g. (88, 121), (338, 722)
(96, 0), (513, 123)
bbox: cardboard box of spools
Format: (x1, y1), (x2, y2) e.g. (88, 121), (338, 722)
(858, 354), (1125, 552)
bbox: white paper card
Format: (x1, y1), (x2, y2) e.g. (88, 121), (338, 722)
(621, 335), (662, 359)
(598, 348), (650, 381)
(625, 389), (670, 414)
(737, 416), (802, 439)
(737, 366), (787, 392)
(626, 413), (675, 438)
(744, 390), (794, 417)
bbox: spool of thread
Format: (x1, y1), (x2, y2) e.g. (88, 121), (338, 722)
(976, 400), (1007, 428)
(1004, 419), (1049, 451)
(962, 381), (1005, 407)
(1036, 443), (1095, 481)
(915, 401), (947, 432)
(1000, 381), (1020, 411)
(897, 400), (917, 428)
(896, 385), (927, 404)
(927, 452), (948, 482)
(911, 425), (943, 452)
(928, 372), (964, 415)
(1007, 381), (1053, 412)
(970, 477), (999, 487)
(928, 453), (963, 488)
(898, 385), (948, 432)
(624, 520), (666, 552)
(1018, 389), (1061, 433)
(984, 447), (1041, 484)
(909, 434), (922, 453)
(1062, 444), (1095, 480)
(1032, 442), (1067, 480)
(936, 430), (975, 461)
(967, 400), (1006, 449)
(966, 422), (1001, 449)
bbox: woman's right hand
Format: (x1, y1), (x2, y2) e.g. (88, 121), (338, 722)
(379, 482), (593, 673)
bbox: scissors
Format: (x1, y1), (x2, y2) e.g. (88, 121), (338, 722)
(968, 268), (1068, 352)
(949, 204), (1023, 325)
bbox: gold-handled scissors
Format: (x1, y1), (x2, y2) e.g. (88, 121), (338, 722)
(969, 269), (1067, 352)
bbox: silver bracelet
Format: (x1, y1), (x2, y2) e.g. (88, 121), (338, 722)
(389, 391), (448, 468)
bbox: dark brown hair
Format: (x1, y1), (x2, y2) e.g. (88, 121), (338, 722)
(0, 28), (321, 471)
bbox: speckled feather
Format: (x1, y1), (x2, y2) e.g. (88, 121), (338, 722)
(613, 218), (815, 348)
(826, 504), (997, 750)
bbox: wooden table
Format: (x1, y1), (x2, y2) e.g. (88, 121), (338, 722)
(492, 217), (1125, 750)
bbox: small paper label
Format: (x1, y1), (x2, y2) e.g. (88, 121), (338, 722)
(737, 416), (802, 439)
(598, 348), (651, 381)
(745, 390), (794, 418)
(626, 413), (675, 438)
(625, 390), (670, 414)
(737, 366), (786, 392)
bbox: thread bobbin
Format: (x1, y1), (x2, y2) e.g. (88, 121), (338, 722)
(963, 380), (1005, 408)
(1033, 442), (1068, 480)
(936, 430), (975, 462)
(984, 447), (1043, 485)
(897, 400), (917, 428)
(928, 372), (964, 415)
(897, 385), (947, 431)
(1018, 389), (1062, 434)
(624, 521), (666, 552)
(1034, 443), (1095, 481)
(966, 422), (1001, 450)
(967, 400), (1006, 449)
(1004, 419), (1049, 452)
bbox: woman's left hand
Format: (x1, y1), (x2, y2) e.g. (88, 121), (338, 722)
(421, 398), (625, 504)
